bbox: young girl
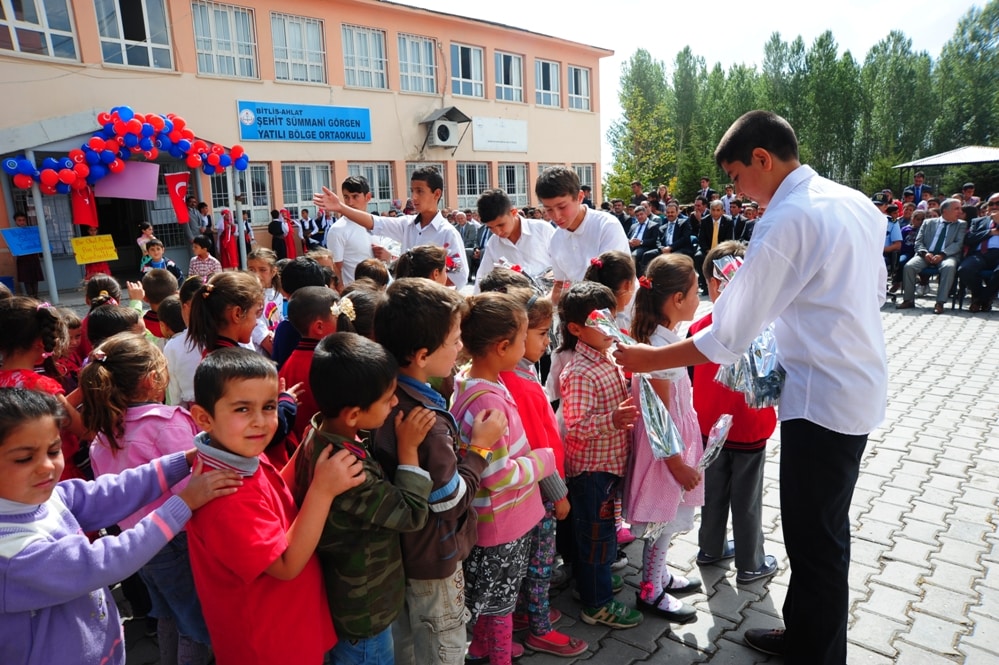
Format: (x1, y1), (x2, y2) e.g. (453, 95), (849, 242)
(55, 308), (82, 392)
(0, 387), (240, 665)
(81, 333), (213, 665)
(164, 277), (204, 408)
(394, 244), (448, 284)
(186, 271), (264, 354)
(247, 248), (284, 355)
(137, 221), (156, 266)
(73, 274), (124, 364)
(624, 254), (704, 624)
(500, 289), (587, 657)
(0, 297), (87, 479)
(83, 224), (113, 280)
(217, 209), (239, 270)
(583, 250), (637, 331)
(451, 292), (555, 665)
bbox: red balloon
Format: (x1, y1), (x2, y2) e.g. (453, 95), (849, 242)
(40, 183), (57, 195)
(113, 120), (127, 135)
(210, 143), (224, 155)
(126, 118), (143, 134)
(172, 116), (186, 130)
(143, 148), (159, 160)
(108, 159), (125, 173)
(104, 138), (120, 152)
(206, 153), (221, 166)
(13, 173), (33, 189)
(68, 149), (86, 163)
(149, 115), (165, 131)
(230, 144), (245, 159)
(88, 136), (105, 150)
(181, 128), (194, 140)
(133, 113), (146, 124)
(40, 169), (60, 186)
(73, 163), (90, 178)
(168, 130), (182, 143)
(191, 140), (208, 154)
(58, 168), (76, 184)
(97, 112), (112, 125)
(186, 153), (202, 168)
(71, 178), (88, 190)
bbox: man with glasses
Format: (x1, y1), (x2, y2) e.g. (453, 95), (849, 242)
(957, 193), (999, 312)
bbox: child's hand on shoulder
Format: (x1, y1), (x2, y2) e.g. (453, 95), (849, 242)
(665, 455), (702, 492)
(178, 459), (243, 510)
(612, 396), (638, 430)
(395, 407), (435, 463)
(311, 445), (365, 498)
(469, 408), (508, 449)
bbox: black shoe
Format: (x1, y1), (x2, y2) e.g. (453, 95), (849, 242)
(634, 590), (698, 624)
(744, 628), (786, 656)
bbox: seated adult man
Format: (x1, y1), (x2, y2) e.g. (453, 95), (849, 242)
(957, 192), (999, 312)
(626, 204), (660, 272)
(695, 199), (736, 291)
(643, 201), (695, 270)
(730, 200), (754, 242)
(898, 198), (968, 314)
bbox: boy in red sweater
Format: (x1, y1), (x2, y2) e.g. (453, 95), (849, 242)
(688, 241), (778, 584)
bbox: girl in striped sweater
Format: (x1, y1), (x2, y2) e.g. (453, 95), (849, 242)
(451, 292), (555, 665)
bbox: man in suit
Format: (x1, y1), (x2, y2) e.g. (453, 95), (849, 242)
(688, 196), (708, 235)
(698, 176), (717, 202)
(898, 198), (968, 313)
(910, 171), (927, 203)
(695, 200), (736, 291)
(957, 192), (999, 312)
(454, 210), (482, 275)
(643, 201), (695, 269)
(627, 204), (660, 271)
(731, 199), (754, 242)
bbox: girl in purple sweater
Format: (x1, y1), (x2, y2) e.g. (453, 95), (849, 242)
(0, 388), (240, 665)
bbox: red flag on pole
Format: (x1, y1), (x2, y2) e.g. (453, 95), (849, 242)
(70, 186), (99, 227)
(164, 172), (191, 222)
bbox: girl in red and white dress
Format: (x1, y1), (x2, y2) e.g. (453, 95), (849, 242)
(217, 208), (239, 269)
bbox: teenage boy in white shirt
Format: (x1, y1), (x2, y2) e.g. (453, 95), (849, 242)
(473, 188), (555, 293)
(325, 175), (376, 288)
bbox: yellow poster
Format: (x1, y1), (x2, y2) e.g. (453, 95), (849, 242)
(71, 234), (118, 265)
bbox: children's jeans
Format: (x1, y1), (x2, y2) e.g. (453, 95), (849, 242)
(567, 472), (620, 608)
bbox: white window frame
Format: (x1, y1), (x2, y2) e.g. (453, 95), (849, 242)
(456, 162), (489, 210)
(451, 42), (484, 98)
(398, 33), (436, 94)
(406, 162), (446, 209)
(281, 162), (331, 218)
(271, 12), (325, 84)
(568, 65), (591, 111)
(494, 50), (523, 102)
(498, 163), (528, 208)
(573, 164), (595, 190)
(341, 24), (387, 90)
(535, 59), (560, 108)
(210, 163), (272, 222)
(0, 0), (78, 60)
(192, 1), (257, 78)
(94, 0), (172, 69)
(347, 163), (394, 213)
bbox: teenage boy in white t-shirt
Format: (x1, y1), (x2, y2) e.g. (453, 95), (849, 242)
(325, 175), (376, 289)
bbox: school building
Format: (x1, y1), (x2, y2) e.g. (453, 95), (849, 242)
(0, 0), (611, 298)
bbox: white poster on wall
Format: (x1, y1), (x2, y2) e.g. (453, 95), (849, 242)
(472, 117), (528, 152)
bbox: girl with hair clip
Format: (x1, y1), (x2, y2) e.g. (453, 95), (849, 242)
(0, 387), (240, 665)
(624, 254), (704, 624)
(246, 248), (284, 356)
(0, 297), (88, 479)
(583, 250), (637, 331)
(451, 292), (556, 665)
(73, 273), (125, 364)
(81, 333), (215, 665)
(393, 244), (448, 284)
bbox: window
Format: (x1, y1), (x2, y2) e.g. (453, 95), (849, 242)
(0, 0), (77, 59)
(281, 163), (331, 218)
(405, 162), (446, 210)
(568, 65), (590, 111)
(573, 164), (594, 190)
(456, 162), (489, 210)
(494, 51), (522, 102)
(535, 59), (560, 107)
(192, 1), (257, 78)
(271, 12), (324, 83)
(348, 163), (393, 213)
(398, 33), (436, 94)
(451, 43), (483, 98)
(342, 24), (386, 89)
(94, 0), (171, 69)
(498, 163), (528, 208)
(209, 163), (272, 222)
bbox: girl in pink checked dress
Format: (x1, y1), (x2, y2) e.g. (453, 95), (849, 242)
(624, 254), (704, 624)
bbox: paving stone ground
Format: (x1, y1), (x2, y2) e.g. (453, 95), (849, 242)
(86, 284), (994, 665)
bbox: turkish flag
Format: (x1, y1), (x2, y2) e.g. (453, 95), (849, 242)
(164, 172), (190, 222)
(71, 186), (99, 227)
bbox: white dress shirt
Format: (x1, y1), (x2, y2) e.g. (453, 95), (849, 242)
(474, 217), (555, 293)
(549, 206), (630, 283)
(371, 211), (469, 289)
(692, 165), (887, 435)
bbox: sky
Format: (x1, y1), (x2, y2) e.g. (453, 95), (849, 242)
(403, 0), (981, 172)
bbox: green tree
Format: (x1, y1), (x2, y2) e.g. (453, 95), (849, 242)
(670, 47), (706, 201)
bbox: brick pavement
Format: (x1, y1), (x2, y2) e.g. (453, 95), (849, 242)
(98, 288), (996, 665)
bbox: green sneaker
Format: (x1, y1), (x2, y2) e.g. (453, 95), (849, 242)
(580, 599), (644, 629)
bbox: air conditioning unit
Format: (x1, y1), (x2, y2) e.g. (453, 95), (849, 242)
(428, 120), (460, 148)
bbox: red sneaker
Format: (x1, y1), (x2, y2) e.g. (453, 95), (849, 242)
(525, 631), (589, 657)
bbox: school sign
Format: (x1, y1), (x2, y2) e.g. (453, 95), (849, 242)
(237, 101), (372, 143)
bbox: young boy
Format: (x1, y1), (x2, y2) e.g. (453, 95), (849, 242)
(140, 238), (184, 282)
(139, 268), (179, 348)
(557, 281), (642, 629)
(300, 332), (436, 664)
(314, 166), (470, 289)
(158, 294), (190, 407)
(188, 235), (222, 280)
(473, 188), (555, 292)
(186, 347), (366, 665)
(371, 278), (507, 665)
(535, 167), (629, 303)
(688, 241), (778, 584)
(271, 257), (334, 368)
(278, 286), (343, 441)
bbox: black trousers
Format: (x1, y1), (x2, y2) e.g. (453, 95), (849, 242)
(780, 419), (867, 665)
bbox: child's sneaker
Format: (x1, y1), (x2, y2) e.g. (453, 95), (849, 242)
(610, 549), (629, 571)
(580, 599), (643, 629)
(696, 539), (736, 565)
(736, 555), (779, 584)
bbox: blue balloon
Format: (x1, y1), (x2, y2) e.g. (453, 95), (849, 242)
(169, 147), (184, 159)
(102, 124), (116, 138)
(163, 119), (173, 134)
(157, 135), (173, 151)
(42, 157), (60, 171)
(100, 150), (116, 164)
(234, 156), (249, 171)
(177, 139), (191, 153)
(55, 182), (71, 194)
(141, 123), (154, 137)
(139, 137), (154, 151)
(2, 158), (19, 175)
(17, 159), (36, 175)
(202, 164), (216, 175)
(84, 150), (101, 165)
(117, 106), (134, 122)
(123, 133), (139, 148)
(60, 157), (74, 170)
(219, 154), (232, 168)
(89, 164), (108, 180)
(119, 150), (131, 161)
